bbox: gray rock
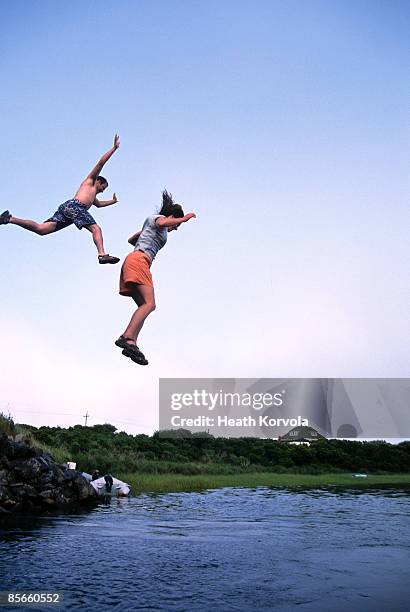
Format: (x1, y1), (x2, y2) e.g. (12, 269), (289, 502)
(0, 432), (12, 451)
(11, 441), (37, 460)
(55, 494), (69, 506)
(0, 469), (9, 485)
(51, 465), (65, 485)
(14, 433), (32, 446)
(9, 484), (29, 499)
(0, 485), (9, 503)
(38, 472), (55, 488)
(72, 475), (92, 500)
(0, 435), (98, 515)
(24, 485), (39, 498)
(0, 456), (11, 470)
(12, 457), (48, 480)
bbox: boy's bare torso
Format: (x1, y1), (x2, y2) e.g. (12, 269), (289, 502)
(74, 179), (97, 209)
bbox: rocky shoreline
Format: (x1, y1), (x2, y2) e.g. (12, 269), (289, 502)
(0, 433), (98, 515)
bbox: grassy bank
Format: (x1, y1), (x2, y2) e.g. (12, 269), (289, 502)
(4, 418), (410, 494)
(118, 472), (410, 493)
(9, 421), (410, 479)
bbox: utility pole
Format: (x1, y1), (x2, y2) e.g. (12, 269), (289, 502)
(84, 411), (90, 426)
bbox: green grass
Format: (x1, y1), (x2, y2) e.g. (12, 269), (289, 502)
(0, 412), (15, 436)
(118, 472), (410, 493)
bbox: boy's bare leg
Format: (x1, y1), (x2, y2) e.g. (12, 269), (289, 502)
(85, 224), (120, 264)
(9, 217), (57, 235)
(84, 223), (105, 256)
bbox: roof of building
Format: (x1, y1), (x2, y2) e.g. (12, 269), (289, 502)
(279, 425), (326, 442)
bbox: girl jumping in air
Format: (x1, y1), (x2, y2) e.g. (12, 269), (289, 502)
(115, 190), (196, 365)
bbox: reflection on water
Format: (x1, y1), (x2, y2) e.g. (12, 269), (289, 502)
(1, 486), (410, 611)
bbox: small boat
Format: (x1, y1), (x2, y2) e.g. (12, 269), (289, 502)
(90, 475), (131, 497)
(352, 473), (368, 478)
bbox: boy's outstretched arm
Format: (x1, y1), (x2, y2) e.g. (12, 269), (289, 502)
(87, 134), (120, 181)
(94, 193), (119, 208)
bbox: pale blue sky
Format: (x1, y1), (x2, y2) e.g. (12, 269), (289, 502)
(0, 0), (408, 434)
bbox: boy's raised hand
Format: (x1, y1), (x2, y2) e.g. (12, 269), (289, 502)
(113, 192), (118, 203)
(114, 134), (120, 149)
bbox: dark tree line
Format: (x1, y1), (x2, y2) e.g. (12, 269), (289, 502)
(18, 423), (410, 475)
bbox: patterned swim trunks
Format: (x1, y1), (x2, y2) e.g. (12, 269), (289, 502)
(45, 199), (97, 231)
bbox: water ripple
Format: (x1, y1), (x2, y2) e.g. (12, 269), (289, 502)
(1, 486), (410, 611)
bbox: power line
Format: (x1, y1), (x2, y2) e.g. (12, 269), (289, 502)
(3, 406), (143, 428)
(3, 409), (84, 417)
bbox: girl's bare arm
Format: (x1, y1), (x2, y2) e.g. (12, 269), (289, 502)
(156, 213), (196, 228)
(128, 230), (142, 246)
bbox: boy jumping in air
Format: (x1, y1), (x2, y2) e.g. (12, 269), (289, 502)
(0, 135), (121, 264)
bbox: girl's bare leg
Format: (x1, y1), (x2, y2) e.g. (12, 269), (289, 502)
(10, 217), (57, 235)
(123, 285), (156, 345)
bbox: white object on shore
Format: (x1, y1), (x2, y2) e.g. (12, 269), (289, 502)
(67, 462), (77, 470)
(352, 473), (368, 478)
(90, 476), (131, 497)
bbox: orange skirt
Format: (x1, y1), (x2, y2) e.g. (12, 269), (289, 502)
(119, 251), (153, 295)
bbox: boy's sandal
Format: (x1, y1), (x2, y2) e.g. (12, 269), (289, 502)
(0, 210), (11, 225)
(98, 254), (120, 264)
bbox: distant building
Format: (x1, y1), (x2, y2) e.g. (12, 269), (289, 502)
(278, 425), (326, 445)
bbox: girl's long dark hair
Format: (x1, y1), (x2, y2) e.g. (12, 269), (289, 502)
(159, 190), (184, 218)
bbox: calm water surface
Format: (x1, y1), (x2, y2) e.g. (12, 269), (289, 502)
(1, 486), (410, 611)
